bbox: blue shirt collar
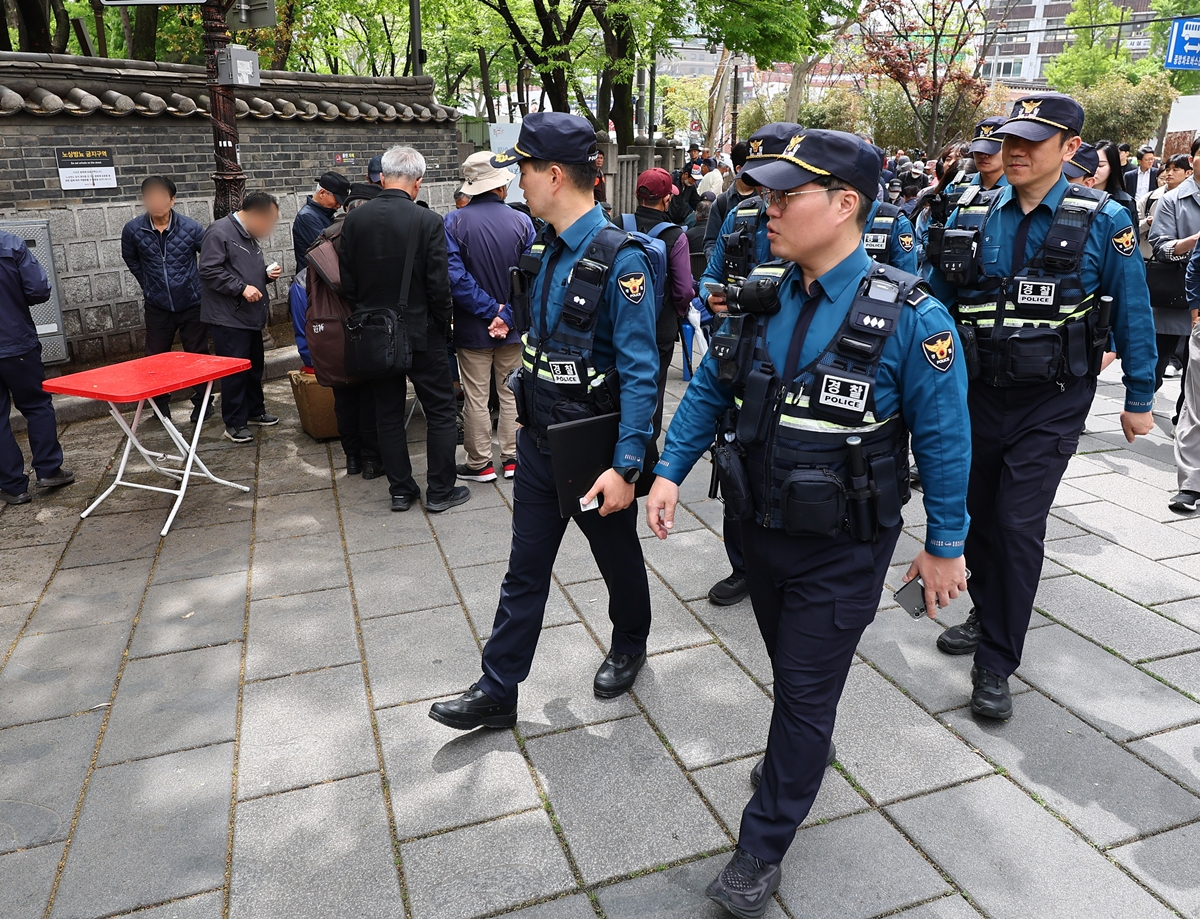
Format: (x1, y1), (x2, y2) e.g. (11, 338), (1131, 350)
(783, 245), (872, 305)
(996, 173), (1069, 214)
(549, 205), (607, 252)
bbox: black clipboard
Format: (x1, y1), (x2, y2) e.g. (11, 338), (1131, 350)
(547, 413), (621, 518)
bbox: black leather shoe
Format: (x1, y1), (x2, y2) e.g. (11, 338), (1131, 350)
(593, 649), (646, 698)
(361, 462), (385, 480)
(705, 847), (782, 919)
(391, 494), (414, 512)
(750, 741), (836, 787)
(345, 455), (363, 476)
(425, 485), (471, 513)
(709, 574), (749, 606)
(937, 607), (981, 655)
(189, 399), (216, 425)
(1, 489), (31, 505)
(429, 684), (517, 730)
(971, 666), (1013, 720)
(35, 468), (75, 488)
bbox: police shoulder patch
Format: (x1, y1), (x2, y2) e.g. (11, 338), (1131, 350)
(1111, 226), (1136, 257)
(922, 331), (955, 372)
(898, 232), (915, 253)
(618, 271), (647, 304)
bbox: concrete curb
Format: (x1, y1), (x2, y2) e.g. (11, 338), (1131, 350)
(10, 347), (304, 434)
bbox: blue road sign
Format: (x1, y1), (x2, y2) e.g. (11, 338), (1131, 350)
(1166, 18), (1200, 70)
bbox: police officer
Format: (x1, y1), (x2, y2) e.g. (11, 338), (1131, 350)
(864, 177), (919, 273)
(430, 113), (659, 729)
(699, 122), (803, 607)
(925, 93), (1156, 720)
(647, 130), (971, 917)
(1065, 142), (1099, 185)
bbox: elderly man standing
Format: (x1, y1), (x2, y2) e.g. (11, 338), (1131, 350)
(445, 152), (535, 482)
(339, 145), (469, 513)
(292, 171), (350, 272)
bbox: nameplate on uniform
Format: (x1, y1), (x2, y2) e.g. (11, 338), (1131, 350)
(864, 233), (889, 251)
(549, 360), (582, 385)
(1015, 279), (1057, 308)
(817, 374), (870, 415)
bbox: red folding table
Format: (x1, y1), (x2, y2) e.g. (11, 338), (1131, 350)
(44, 352), (253, 536)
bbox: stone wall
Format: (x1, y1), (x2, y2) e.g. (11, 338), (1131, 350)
(0, 116), (459, 367)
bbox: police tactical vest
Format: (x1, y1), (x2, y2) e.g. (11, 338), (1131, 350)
(951, 184), (1002, 234)
(728, 261), (922, 539)
(954, 184), (1110, 387)
(864, 202), (902, 265)
(722, 198), (767, 281)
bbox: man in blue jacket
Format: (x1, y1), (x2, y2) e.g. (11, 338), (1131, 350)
(121, 175), (209, 422)
(0, 231), (73, 504)
(445, 151), (535, 482)
(291, 171), (350, 272)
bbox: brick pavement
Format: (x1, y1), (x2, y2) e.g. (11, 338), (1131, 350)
(1, 358), (1199, 919)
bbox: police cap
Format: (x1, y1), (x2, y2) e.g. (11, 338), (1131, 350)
(741, 129), (880, 201)
(746, 122), (805, 161)
(1063, 142), (1099, 180)
(994, 92), (1084, 142)
(490, 113), (599, 168)
(968, 116), (1007, 155)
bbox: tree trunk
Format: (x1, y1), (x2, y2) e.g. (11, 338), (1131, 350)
(535, 67), (570, 113)
(118, 6), (133, 56)
(13, 0), (51, 52)
(270, 0), (297, 69)
(131, 5), (157, 60)
(479, 46), (497, 122)
(49, 0), (67, 52)
(88, 0), (107, 57)
(707, 47), (730, 152)
(0, 0), (12, 52)
(783, 60), (812, 124)
(595, 69), (611, 132)
(609, 15), (634, 151)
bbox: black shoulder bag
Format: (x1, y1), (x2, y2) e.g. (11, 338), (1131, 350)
(343, 211), (418, 378)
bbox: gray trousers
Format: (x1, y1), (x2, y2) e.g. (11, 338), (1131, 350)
(1175, 320), (1200, 491)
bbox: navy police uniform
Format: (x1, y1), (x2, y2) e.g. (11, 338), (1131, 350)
(925, 94), (1156, 688)
(439, 114), (660, 713)
(657, 131), (971, 879)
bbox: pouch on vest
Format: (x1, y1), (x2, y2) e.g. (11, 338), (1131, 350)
(713, 442), (755, 521)
(1011, 277), (1060, 320)
(869, 454), (903, 528)
(562, 259), (607, 330)
(712, 315), (754, 385)
(1005, 327), (1062, 383)
(504, 367), (530, 426)
(736, 364), (779, 445)
(1090, 297), (1113, 376)
(810, 365), (874, 426)
(780, 468), (846, 538)
(509, 266), (531, 332)
(956, 323), (981, 380)
(940, 229), (979, 286)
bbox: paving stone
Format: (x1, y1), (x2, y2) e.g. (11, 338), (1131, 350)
(51, 743), (233, 919)
(499, 894), (596, 919)
(1053, 502), (1200, 560)
(1129, 723), (1200, 794)
(597, 855), (786, 919)
(245, 587), (360, 680)
(1053, 480), (1104, 507)
(564, 574), (711, 655)
(363, 606), (479, 708)
(249, 532), (347, 600)
(26, 557), (153, 634)
(0, 603), (30, 651)
(237, 664), (376, 799)
(1017, 625), (1200, 742)
(254, 490), (341, 541)
(1033, 575), (1200, 661)
(428, 505), (517, 568)
(254, 455), (334, 496)
(1144, 651), (1200, 697)
(350, 542), (458, 618)
(59, 511), (162, 568)
(152, 520), (251, 584)
(401, 809), (574, 919)
(682, 495), (730, 534)
(638, 501), (705, 539)
(131, 570), (247, 658)
(832, 665), (990, 803)
(1045, 536), (1200, 605)
(169, 491), (254, 530)
(230, 773), (404, 919)
(1068, 473), (1186, 524)
(945, 691), (1200, 846)
(1151, 597), (1200, 633)
(0, 621), (129, 728)
(0, 842), (65, 919)
(1111, 821), (1200, 919)
(777, 810), (950, 919)
(512, 622), (638, 737)
(887, 775), (1177, 919)
(1044, 514), (1089, 541)
(377, 697), (539, 839)
(1090, 430), (1177, 466)
(689, 597), (774, 683)
(0, 507), (79, 549)
(889, 530), (925, 567)
(526, 716), (726, 884)
(691, 756), (867, 834)
(892, 897), (986, 919)
(641, 526), (732, 602)
(98, 644), (241, 766)
(455, 561), (577, 639)
(110, 891), (224, 919)
(550, 525), (602, 584)
(635, 644), (773, 768)
(0, 712), (102, 853)
(339, 499), (434, 554)
(857, 610), (1029, 713)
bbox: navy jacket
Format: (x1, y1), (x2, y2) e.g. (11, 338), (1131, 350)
(443, 193), (535, 349)
(121, 211), (204, 313)
(0, 231), (52, 359)
(292, 197), (337, 272)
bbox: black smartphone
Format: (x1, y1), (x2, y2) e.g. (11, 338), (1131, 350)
(894, 570), (971, 620)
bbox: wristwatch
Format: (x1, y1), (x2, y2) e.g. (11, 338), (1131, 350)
(616, 466), (641, 484)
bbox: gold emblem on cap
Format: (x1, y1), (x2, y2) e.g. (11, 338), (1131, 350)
(979, 125), (994, 136)
(1017, 100), (1041, 117)
(749, 139), (763, 154)
(493, 151), (514, 163)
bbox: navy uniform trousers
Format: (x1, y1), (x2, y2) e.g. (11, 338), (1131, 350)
(0, 345), (64, 494)
(966, 375), (1094, 678)
(738, 519), (902, 865)
(479, 427), (652, 707)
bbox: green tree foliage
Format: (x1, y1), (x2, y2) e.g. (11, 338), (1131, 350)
(1076, 70), (1178, 145)
(1042, 0), (1135, 90)
(659, 76), (712, 136)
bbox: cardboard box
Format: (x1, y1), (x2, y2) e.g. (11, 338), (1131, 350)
(289, 369), (340, 440)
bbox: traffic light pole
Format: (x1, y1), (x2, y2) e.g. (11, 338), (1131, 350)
(202, 0), (246, 218)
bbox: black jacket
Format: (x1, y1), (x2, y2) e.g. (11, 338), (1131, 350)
(339, 188), (451, 352)
(121, 210), (205, 313)
(292, 197), (337, 272)
(199, 214), (270, 331)
(1124, 166), (1161, 199)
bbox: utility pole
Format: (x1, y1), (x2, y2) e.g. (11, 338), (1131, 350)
(201, 0), (246, 218)
(730, 57), (740, 145)
(410, 0), (423, 76)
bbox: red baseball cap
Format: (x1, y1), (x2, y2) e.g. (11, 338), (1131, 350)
(636, 167), (679, 199)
